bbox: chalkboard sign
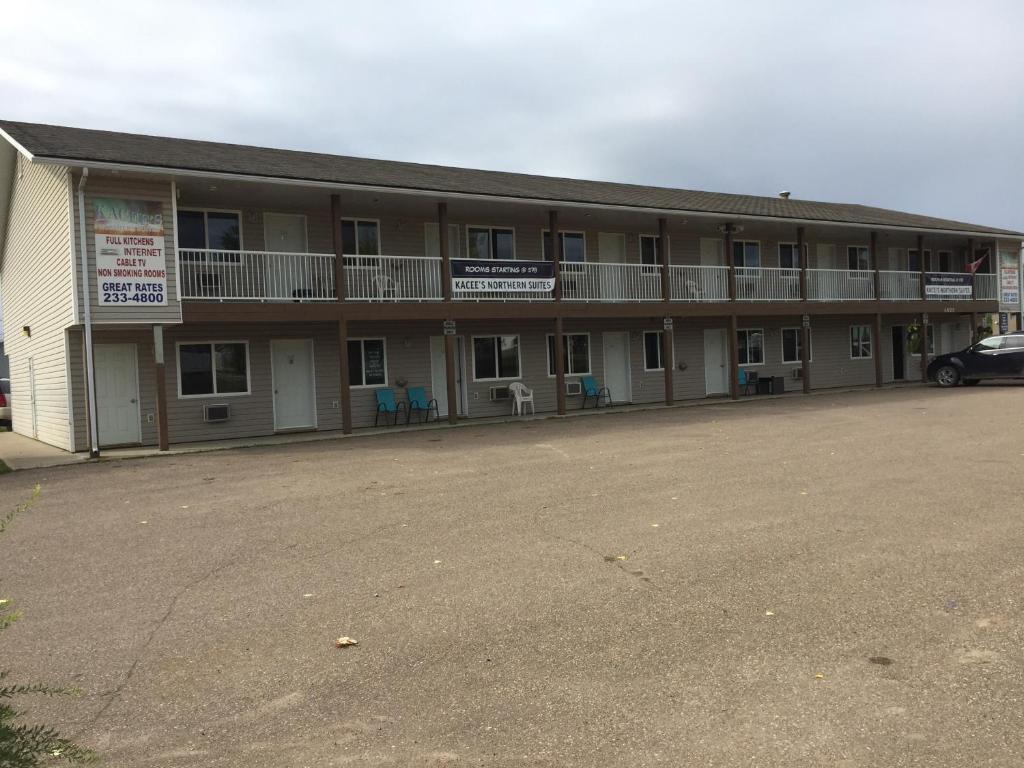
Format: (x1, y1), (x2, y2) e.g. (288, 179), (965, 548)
(364, 341), (386, 385)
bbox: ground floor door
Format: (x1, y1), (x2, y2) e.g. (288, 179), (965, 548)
(602, 331), (631, 403)
(704, 328), (729, 395)
(430, 336), (466, 417)
(271, 339), (316, 430)
(95, 343), (141, 446)
(891, 326), (905, 380)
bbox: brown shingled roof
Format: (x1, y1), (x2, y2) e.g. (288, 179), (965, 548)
(1, 119), (1019, 237)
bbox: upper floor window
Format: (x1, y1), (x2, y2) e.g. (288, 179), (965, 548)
(908, 248), (930, 272)
(848, 246), (871, 271)
(640, 235), (659, 265)
(778, 243), (802, 269)
(341, 219), (380, 256)
(178, 209), (242, 263)
(467, 226), (515, 260)
(542, 231), (585, 262)
(733, 240), (761, 268)
(929, 250), (953, 273)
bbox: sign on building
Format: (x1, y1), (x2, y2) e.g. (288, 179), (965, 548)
(451, 259), (555, 293)
(94, 197), (167, 306)
(999, 249), (1020, 310)
(924, 272), (972, 299)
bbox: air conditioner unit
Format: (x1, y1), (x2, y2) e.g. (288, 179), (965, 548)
(203, 403), (230, 422)
(565, 380), (582, 396)
(792, 368), (804, 379)
(489, 386), (511, 401)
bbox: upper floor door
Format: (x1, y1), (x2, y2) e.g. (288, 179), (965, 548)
(264, 213), (308, 253)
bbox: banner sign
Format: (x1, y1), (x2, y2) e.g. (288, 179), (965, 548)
(999, 312), (1009, 334)
(94, 197), (167, 306)
(451, 259), (555, 293)
(924, 272), (972, 299)
(999, 250), (1020, 309)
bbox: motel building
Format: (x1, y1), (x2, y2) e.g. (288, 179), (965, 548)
(0, 120), (1021, 455)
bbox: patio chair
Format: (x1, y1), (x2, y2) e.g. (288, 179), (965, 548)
(738, 369), (759, 396)
(406, 386), (439, 425)
(508, 382), (535, 416)
(374, 387), (407, 426)
(373, 274), (400, 299)
(580, 375), (611, 409)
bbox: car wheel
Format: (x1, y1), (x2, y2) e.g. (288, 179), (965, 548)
(935, 365), (960, 388)
(962, 379), (981, 386)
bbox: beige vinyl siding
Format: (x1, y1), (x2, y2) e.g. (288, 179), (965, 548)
(0, 157), (75, 448)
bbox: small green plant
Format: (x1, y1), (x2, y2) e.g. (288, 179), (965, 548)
(0, 486), (98, 766)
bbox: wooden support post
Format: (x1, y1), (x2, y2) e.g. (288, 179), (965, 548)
(967, 237), (975, 300)
(659, 217), (671, 302)
(797, 226), (807, 301)
(920, 312), (929, 383)
(800, 316), (811, 394)
(444, 326), (458, 425)
(728, 314), (739, 400)
(725, 226), (736, 301)
(153, 324), (169, 451)
(553, 316), (567, 415)
(331, 194), (346, 301)
(871, 231), (881, 300)
(662, 319), (674, 405)
(873, 313), (883, 387)
(971, 311), (979, 343)
(439, 202), (451, 302)
(338, 318), (352, 434)
(549, 210), (562, 302)
(917, 233), (926, 300)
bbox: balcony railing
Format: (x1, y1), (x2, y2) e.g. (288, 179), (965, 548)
(345, 254), (442, 302)
(669, 265), (730, 302)
(179, 249), (336, 301)
(807, 269), (875, 301)
(879, 270), (921, 301)
(735, 267), (802, 301)
(561, 262), (662, 302)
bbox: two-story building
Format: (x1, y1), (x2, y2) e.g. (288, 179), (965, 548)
(0, 120), (1020, 455)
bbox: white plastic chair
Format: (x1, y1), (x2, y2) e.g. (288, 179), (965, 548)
(508, 382), (534, 416)
(373, 274), (400, 299)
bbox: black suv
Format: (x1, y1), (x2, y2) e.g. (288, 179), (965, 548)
(928, 332), (1024, 387)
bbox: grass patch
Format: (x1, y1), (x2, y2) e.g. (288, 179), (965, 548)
(0, 459), (11, 474)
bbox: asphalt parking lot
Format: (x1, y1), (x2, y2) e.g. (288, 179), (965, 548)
(2, 385), (1023, 767)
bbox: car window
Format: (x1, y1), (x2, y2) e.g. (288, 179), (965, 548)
(1004, 336), (1024, 349)
(0, 379), (9, 394)
(976, 336), (1004, 350)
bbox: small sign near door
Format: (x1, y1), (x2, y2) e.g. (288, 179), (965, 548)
(801, 314), (810, 328)
(663, 317), (674, 331)
(443, 320), (456, 336)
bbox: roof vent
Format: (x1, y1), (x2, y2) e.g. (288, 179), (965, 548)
(779, 191), (791, 199)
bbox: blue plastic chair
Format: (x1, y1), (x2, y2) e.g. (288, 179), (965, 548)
(580, 375), (611, 409)
(406, 386), (439, 424)
(738, 369), (758, 395)
(375, 387), (407, 427)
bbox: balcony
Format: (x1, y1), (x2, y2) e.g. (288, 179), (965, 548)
(807, 269), (875, 301)
(562, 262), (662, 302)
(735, 267), (802, 301)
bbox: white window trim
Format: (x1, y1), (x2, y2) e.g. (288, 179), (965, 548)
(777, 242), (805, 270)
(907, 248), (932, 272)
(176, 340), (252, 399)
(262, 212), (309, 253)
(737, 327), (766, 367)
(850, 325), (873, 360)
(934, 249), (954, 273)
(545, 332), (592, 377)
(847, 244), (872, 273)
(541, 230), (587, 262)
(733, 240), (762, 269)
(470, 334), (522, 382)
(340, 218), (383, 256)
(639, 234), (661, 266)
(466, 224), (517, 261)
(781, 327), (813, 364)
(643, 330), (673, 372)
(178, 208), (245, 264)
(348, 337), (388, 388)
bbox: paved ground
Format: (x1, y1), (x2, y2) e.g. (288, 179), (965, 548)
(1, 384), (1023, 767)
(0, 429), (85, 470)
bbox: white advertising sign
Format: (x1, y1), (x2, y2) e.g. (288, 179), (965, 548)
(94, 197), (167, 306)
(999, 250), (1020, 310)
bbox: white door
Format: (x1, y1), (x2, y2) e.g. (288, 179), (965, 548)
(700, 238), (725, 266)
(598, 233), (626, 300)
(95, 343), (140, 446)
(271, 339), (316, 430)
(263, 213), (308, 253)
(816, 243), (837, 269)
(430, 336), (465, 417)
(704, 328), (730, 395)
(602, 332), (631, 403)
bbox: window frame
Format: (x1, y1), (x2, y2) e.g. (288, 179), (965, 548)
(643, 330), (671, 372)
(177, 208), (244, 265)
(347, 337), (388, 388)
(471, 334), (522, 382)
(850, 324), (873, 360)
(847, 245), (871, 272)
(175, 340), (252, 399)
(778, 242), (805, 270)
(541, 230), (586, 263)
(732, 240), (762, 269)
(545, 332), (592, 377)
(466, 225), (517, 260)
(907, 248), (931, 272)
(781, 327), (813, 364)
(340, 217), (383, 259)
(737, 328), (766, 366)
(909, 325), (936, 357)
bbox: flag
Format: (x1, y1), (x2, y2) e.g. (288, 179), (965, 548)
(966, 248), (989, 274)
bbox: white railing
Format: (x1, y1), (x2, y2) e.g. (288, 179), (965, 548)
(807, 269), (875, 301)
(344, 254), (442, 302)
(975, 273), (998, 300)
(179, 249), (336, 301)
(669, 265), (730, 302)
(735, 267), (801, 301)
(878, 270), (921, 300)
(561, 262), (662, 302)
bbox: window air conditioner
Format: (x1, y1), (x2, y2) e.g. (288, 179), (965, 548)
(204, 403), (231, 422)
(565, 380), (582, 396)
(489, 386), (511, 401)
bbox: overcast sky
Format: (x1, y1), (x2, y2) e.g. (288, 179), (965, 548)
(1, 0), (1022, 230)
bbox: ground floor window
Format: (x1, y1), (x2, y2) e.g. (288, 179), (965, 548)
(178, 342), (250, 397)
(547, 333), (591, 376)
(643, 331), (664, 371)
(348, 338), (387, 387)
(473, 335), (520, 380)
(850, 325), (873, 359)
(781, 328), (812, 363)
(909, 325), (935, 356)
(737, 329), (764, 365)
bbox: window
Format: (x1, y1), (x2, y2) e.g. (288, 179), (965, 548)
(547, 333), (591, 376)
(733, 241), (761, 268)
(542, 231), (585, 262)
(467, 226), (515, 260)
(779, 243), (802, 270)
(910, 326), (935, 357)
(341, 219), (381, 266)
(640, 235), (660, 265)
(473, 336), (520, 380)
(737, 329), (764, 365)
(848, 246), (871, 271)
(930, 250), (953, 273)
(782, 328), (812, 363)
(347, 338), (387, 387)
(177, 342), (250, 397)
(177, 210), (242, 263)
(643, 331), (665, 371)
(1004, 335), (1024, 349)
(975, 335), (1004, 350)
(850, 325), (873, 359)
(908, 249), (930, 272)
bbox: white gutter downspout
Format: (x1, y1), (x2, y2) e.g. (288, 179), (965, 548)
(77, 167), (99, 458)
